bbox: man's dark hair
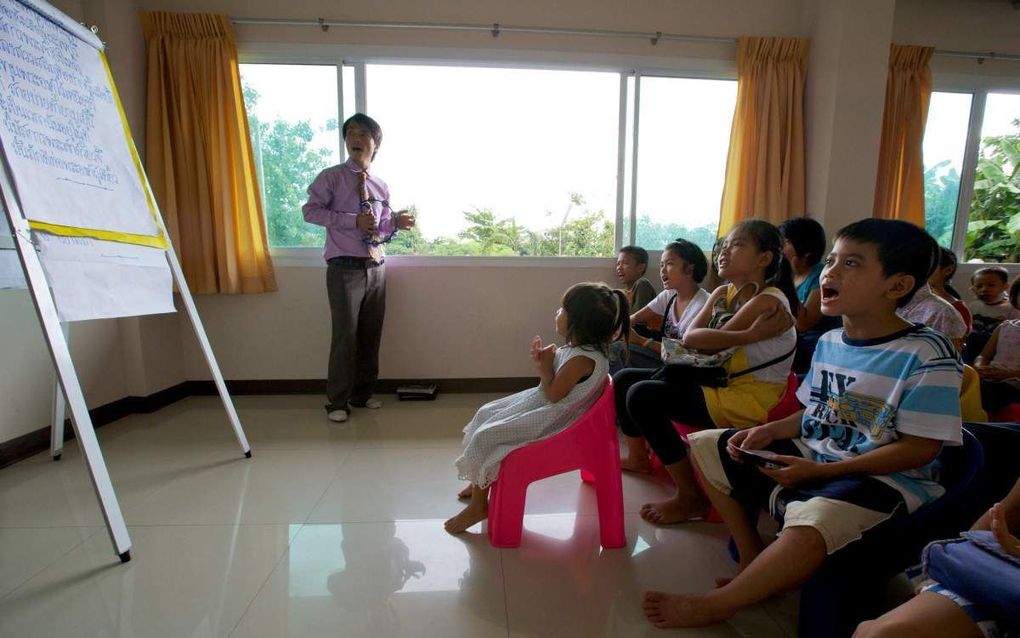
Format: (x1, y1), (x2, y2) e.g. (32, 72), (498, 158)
(619, 245), (649, 268)
(778, 217), (827, 267)
(342, 113), (383, 157)
(835, 219), (938, 308)
(663, 239), (709, 284)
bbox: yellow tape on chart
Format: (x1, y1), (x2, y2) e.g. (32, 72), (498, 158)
(27, 50), (167, 250)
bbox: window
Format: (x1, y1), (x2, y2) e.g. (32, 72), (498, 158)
(240, 64), (342, 248)
(633, 77), (737, 251)
(965, 92), (1020, 263)
(240, 60), (738, 257)
(923, 89), (1020, 262)
(368, 64), (620, 257)
(922, 91), (971, 248)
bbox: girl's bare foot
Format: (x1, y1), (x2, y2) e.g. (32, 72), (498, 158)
(639, 495), (708, 524)
(444, 500), (488, 534)
(642, 591), (733, 628)
(457, 484), (473, 500)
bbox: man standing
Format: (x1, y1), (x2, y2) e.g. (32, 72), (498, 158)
(303, 113), (415, 422)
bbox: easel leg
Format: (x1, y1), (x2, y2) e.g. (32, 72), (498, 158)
(163, 251), (252, 458)
(50, 322), (68, 461)
(3, 206), (132, 559)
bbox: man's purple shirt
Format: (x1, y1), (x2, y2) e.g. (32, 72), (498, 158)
(302, 158), (394, 261)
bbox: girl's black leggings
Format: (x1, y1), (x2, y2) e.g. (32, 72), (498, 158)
(613, 366), (715, 465)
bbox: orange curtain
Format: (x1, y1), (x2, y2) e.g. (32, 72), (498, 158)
(718, 37), (809, 236)
(872, 45), (934, 226)
(141, 12), (276, 294)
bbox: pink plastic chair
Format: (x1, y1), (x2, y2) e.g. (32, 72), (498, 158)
(672, 373), (802, 523)
(487, 377), (625, 549)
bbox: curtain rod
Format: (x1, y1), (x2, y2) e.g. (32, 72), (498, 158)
(230, 16), (1020, 61)
(229, 17), (737, 46)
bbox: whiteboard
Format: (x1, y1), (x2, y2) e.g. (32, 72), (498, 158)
(0, 0), (173, 316)
(0, 0), (159, 239)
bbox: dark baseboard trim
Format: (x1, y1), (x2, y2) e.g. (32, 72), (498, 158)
(185, 377), (537, 395)
(0, 381), (193, 470)
(0, 377), (536, 469)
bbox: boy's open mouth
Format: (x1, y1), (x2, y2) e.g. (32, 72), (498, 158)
(821, 286), (839, 302)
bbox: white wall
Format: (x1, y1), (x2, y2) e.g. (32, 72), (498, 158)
(2, 0), (1020, 445)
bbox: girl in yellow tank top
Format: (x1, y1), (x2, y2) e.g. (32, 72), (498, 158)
(617, 219), (799, 525)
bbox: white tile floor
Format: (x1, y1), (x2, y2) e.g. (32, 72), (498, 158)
(0, 394), (798, 637)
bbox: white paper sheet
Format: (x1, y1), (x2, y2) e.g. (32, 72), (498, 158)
(36, 233), (174, 321)
(0, 0), (158, 237)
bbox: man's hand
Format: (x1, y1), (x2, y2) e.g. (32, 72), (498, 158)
(395, 210), (416, 230)
(759, 455), (828, 487)
(356, 211), (377, 232)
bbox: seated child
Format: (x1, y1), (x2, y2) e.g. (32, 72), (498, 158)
(779, 217), (843, 375)
(615, 220), (798, 524)
(446, 282), (628, 533)
(616, 245), (657, 329)
(897, 281), (968, 351)
(855, 476), (1020, 638)
(965, 267), (1020, 362)
(929, 247), (972, 335)
(975, 318), (1020, 414)
(615, 239), (710, 371)
(641, 219), (963, 629)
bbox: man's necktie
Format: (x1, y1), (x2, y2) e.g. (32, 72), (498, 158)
(359, 171), (384, 264)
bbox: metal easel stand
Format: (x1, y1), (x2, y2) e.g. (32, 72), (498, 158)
(1, 173), (133, 562)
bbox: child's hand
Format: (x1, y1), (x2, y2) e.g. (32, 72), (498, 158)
(628, 329), (648, 346)
(759, 455), (825, 487)
(749, 306), (794, 339)
(530, 337), (556, 371)
(991, 502), (1020, 557)
(530, 336), (543, 362)
(977, 366), (1011, 380)
(727, 425), (774, 461)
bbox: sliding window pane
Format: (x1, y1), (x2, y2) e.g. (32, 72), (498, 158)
(922, 91), (972, 248)
(634, 77), (737, 251)
(240, 64), (341, 248)
(367, 64), (619, 257)
(965, 92), (1020, 263)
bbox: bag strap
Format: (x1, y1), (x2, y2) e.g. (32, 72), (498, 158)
(659, 293), (677, 339)
(728, 343), (797, 380)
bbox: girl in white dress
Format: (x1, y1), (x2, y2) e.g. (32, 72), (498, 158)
(445, 282), (630, 534)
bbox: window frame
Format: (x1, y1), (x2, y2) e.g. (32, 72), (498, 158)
(930, 72), (1020, 262)
(239, 42), (736, 265)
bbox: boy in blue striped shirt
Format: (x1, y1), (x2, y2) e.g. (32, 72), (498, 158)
(643, 219), (963, 628)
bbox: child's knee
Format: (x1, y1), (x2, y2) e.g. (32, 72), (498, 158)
(783, 525), (828, 554)
(852, 617), (905, 638)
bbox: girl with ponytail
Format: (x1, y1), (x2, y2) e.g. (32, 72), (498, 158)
(616, 220), (798, 525)
(446, 282), (626, 533)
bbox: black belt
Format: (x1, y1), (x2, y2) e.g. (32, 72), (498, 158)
(327, 256), (384, 268)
